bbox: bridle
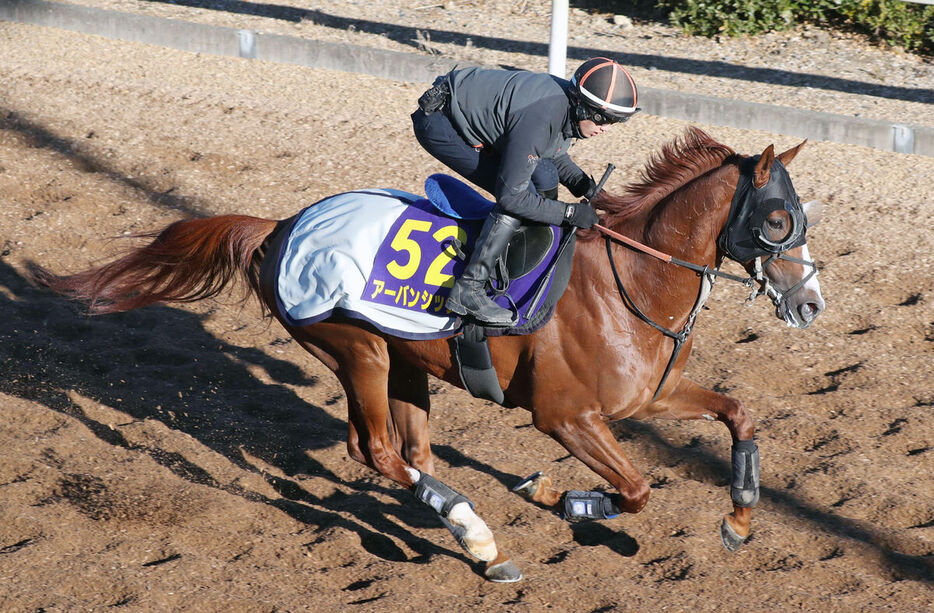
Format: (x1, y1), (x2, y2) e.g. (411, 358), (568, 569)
(747, 251), (818, 317)
(593, 160), (818, 402)
(598, 225), (817, 402)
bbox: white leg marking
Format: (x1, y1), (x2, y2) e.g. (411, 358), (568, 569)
(448, 501), (498, 562)
(404, 466), (421, 483)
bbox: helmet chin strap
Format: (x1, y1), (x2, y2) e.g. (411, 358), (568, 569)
(567, 96), (586, 135)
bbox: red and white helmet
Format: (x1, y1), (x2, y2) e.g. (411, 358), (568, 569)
(571, 57), (640, 123)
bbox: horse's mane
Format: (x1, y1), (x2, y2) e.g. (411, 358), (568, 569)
(581, 127), (736, 241)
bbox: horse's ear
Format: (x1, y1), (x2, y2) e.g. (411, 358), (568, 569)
(777, 139), (807, 167)
(803, 200), (823, 227)
(753, 144), (775, 188)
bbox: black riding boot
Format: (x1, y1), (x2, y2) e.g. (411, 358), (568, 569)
(445, 211), (521, 326)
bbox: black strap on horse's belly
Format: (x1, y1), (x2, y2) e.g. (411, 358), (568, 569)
(452, 225), (577, 404)
(452, 324), (505, 405)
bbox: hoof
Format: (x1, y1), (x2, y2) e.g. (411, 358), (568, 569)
(511, 471), (544, 500)
(485, 559), (523, 583)
(720, 517), (748, 552)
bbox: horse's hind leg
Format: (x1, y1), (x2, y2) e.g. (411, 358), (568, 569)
(386, 352), (434, 475)
(648, 377), (758, 551)
(385, 351), (521, 582)
(293, 325), (511, 574)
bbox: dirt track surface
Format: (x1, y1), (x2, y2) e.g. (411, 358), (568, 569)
(54, 0), (934, 126)
(1, 16), (933, 613)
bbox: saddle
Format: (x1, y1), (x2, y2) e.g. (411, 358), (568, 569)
(422, 174), (577, 405)
(423, 174), (575, 333)
(269, 174), (577, 405)
(503, 224), (558, 284)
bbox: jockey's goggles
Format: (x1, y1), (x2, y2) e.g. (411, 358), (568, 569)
(590, 107), (641, 125)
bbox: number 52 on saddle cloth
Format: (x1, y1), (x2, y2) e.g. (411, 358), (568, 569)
(274, 174), (576, 342)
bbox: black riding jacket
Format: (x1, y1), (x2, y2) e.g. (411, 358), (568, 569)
(445, 67), (593, 226)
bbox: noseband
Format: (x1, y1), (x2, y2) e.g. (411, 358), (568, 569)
(747, 251), (818, 316)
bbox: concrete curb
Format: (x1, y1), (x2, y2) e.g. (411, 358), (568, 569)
(3, 0), (932, 156)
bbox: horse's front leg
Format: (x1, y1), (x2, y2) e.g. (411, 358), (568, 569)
(648, 377), (758, 551)
(527, 407), (651, 518)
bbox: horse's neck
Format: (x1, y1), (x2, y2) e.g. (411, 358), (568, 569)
(643, 164), (737, 265)
(578, 163), (738, 329)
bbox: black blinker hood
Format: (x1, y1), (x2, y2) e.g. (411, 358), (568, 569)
(718, 155), (807, 262)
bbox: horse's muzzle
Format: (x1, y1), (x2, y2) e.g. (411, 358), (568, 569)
(778, 291), (825, 329)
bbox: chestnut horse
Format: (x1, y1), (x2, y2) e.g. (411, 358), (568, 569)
(38, 128), (824, 582)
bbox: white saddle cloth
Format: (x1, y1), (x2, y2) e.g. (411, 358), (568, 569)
(276, 188), (468, 339)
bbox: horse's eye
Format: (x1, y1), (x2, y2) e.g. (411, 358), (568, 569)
(767, 218), (784, 230)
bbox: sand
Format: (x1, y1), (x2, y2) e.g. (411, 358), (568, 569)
(0, 12), (932, 612)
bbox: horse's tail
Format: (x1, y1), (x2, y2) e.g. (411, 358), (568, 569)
(36, 215), (280, 315)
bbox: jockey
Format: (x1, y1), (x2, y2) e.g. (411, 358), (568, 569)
(412, 57), (639, 326)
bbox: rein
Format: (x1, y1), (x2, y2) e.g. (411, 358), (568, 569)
(594, 223), (816, 401)
(595, 223), (753, 286)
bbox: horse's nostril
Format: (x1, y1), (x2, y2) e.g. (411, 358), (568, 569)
(799, 302), (821, 321)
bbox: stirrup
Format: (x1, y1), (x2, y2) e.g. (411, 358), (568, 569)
(468, 305), (515, 327)
(446, 284), (515, 326)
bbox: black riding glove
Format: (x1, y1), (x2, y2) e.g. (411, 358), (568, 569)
(566, 174), (598, 200)
(563, 202), (599, 229)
